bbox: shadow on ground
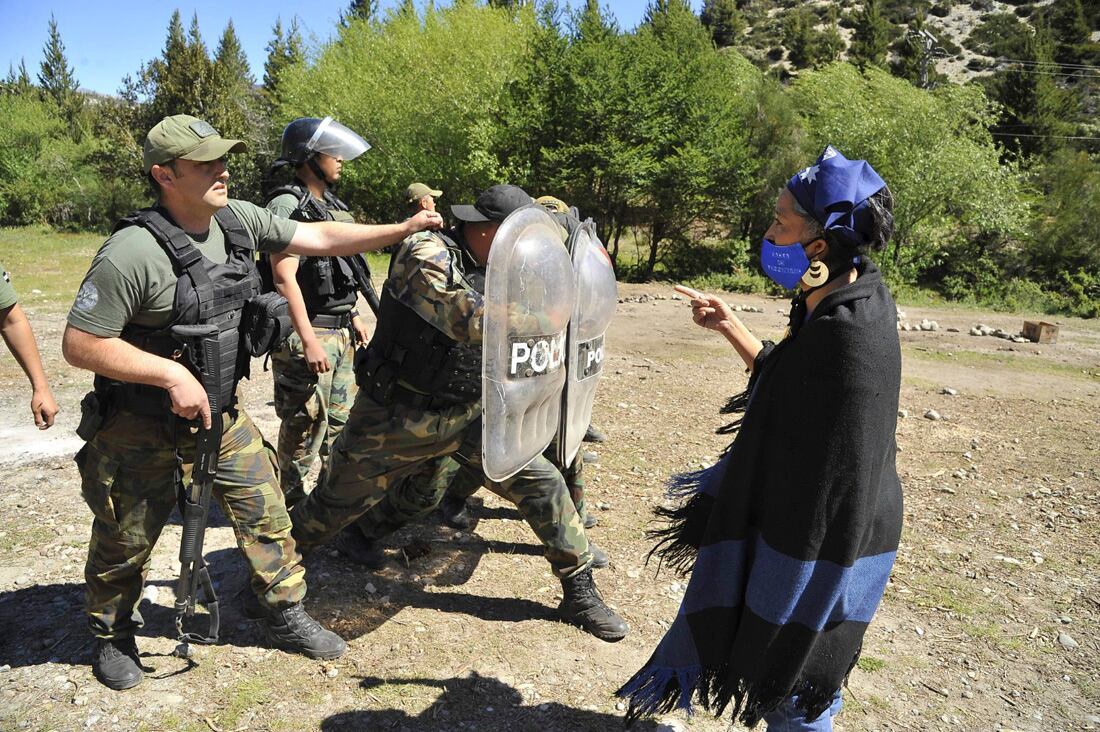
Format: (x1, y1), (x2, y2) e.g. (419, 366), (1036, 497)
(319, 672), (644, 731)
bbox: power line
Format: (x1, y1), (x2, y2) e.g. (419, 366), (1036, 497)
(990, 131), (1100, 140)
(994, 57), (1100, 72)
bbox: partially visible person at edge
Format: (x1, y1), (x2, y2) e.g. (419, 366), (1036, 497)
(0, 265), (59, 428)
(405, 182), (441, 217)
(61, 114), (442, 692)
(264, 117), (373, 508)
(288, 184), (628, 642)
(617, 146), (903, 732)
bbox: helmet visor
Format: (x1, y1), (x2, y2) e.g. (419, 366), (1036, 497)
(306, 117), (371, 162)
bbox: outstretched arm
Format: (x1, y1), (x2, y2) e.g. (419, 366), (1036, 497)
(286, 210), (443, 257)
(1, 303), (59, 429)
(674, 285), (763, 371)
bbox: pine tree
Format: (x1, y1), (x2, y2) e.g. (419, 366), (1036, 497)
(125, 11), (215, 131)
(343, 0), (379, 26)
(263, 18), (305, 109)
(2, 60), (34, 96)
(992, 28), (1078, 158)
(849, 0), (891, 70)
(37, 14), (81, 119)
(700, 0), (744, 48)
(784, 8), (817, 68)
(1046, 0), (1092, 64)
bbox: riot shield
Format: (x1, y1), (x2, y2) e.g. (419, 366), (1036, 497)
(482, 206), (576, 481)
(557, 221), (617, 466)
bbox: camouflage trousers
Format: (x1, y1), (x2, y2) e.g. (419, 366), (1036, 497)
(365, 438), (588, 536)
(291, 393), (592, 578)
(270, 326), (356, 506)
(440, 438), (587, 519)
(77, 408), (306, 641)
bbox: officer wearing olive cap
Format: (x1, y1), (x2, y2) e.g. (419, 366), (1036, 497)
(405, 182), (442, 216)
(290, 184), (629, 642)
(63, 114), (442, 691)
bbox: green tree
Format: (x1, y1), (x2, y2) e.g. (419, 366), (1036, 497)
(37, 14), (82, 122)
(849, 0), (891, 70)
(209, 20), (268, 201)
(2, 60), (34, 96)
(344, 0), (380, 24)
(123, 10), (214, 128)
(784, 8), (818, 69)
(790, 64), (1028, 280)
(1045, 0), (1092, 64)
(986, 28), (1078, 158)
(263, 18), (304, 109)
(700, 0), (745, 48)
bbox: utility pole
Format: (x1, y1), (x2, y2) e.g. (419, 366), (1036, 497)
(907, 28), (949, 89)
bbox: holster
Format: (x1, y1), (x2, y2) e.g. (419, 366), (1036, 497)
(76, 391), (107, 442)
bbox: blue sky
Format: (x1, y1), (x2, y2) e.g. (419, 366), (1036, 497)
(1, 1), (701, 96)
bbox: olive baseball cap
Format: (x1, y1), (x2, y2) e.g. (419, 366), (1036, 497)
(143, 114), (246, 173)
(406, 182), (442, 203)
(451, 184), (533, 223)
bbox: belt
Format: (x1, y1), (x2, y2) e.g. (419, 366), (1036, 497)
(310, 312), (352, 329)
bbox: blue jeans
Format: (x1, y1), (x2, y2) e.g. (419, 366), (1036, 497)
(763, 691), (843, 732)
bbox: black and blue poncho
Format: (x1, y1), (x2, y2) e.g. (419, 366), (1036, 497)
(619, 258), (904, 727)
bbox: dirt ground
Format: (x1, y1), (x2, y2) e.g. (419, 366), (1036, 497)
(0, 282), (1098, 732)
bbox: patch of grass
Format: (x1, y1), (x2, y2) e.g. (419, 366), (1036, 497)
(857, 655), (887, 672)
(904, 345), (1100, 383)
(0, 226), (103, 312)
(219, 675), (274, 728)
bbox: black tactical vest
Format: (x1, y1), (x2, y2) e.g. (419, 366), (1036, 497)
(356, 231), (483, 410)
(99, 206), (262, 416)
(265, 181), (359, 318)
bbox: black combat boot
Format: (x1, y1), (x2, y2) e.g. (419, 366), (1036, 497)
(582, 511), (600, 529)
(589, 542), (610, 569)
(334, 526), (387, 570)
(558, 569), (628, 642)
(438, 492), (471, 530)
(264, 603), (347, 660)
(583, 424), (607, 443)
(92, 637), (143, 690)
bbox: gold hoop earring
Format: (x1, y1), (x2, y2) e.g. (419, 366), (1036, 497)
(801, 260), (829, 288)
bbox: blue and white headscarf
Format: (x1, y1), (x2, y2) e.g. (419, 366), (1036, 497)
(786, 146), (886, 248)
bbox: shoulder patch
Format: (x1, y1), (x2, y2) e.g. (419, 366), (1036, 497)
(74, 281), (99, 311)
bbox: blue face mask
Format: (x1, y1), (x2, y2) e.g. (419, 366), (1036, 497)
(760, 238), (810, 290)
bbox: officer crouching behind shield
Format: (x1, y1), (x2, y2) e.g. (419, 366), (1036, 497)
(289, 184), (628, 642)
(62, 114), (443, 691)
(263, 117), (378, 508)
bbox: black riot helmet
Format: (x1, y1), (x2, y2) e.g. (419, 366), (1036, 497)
(275, 116), (371, 185)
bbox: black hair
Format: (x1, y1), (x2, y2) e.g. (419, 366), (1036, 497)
(792, 184), (894, 256)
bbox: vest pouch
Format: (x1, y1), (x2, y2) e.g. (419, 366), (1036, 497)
(242, 291), (292, 357)
(313, 257), (336, 296)
(76, 391), (107, 442)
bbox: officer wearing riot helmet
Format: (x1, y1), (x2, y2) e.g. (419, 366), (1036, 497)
(265, 117), (377, 507)
(63, 114), (442, 690)
(290, 184), (628, 642)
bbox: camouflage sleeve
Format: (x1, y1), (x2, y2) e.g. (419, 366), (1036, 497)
(387, 232), (484, 344)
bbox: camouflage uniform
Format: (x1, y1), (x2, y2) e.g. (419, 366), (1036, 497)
(291, 230), (593, 578)
(67, 199), (309, 643)
(266, 190), (362, 506)
(270, 324), (356, 506)
(80, 406), (305, 639)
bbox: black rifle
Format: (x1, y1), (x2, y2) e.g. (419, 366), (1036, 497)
(170, 323), (224, 658)
(346, 253), (381, 317)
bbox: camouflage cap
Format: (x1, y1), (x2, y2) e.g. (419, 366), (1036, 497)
(535, 195), (569, 214)
(406, 182), (442, 203)
(143, 114), (246, 173)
